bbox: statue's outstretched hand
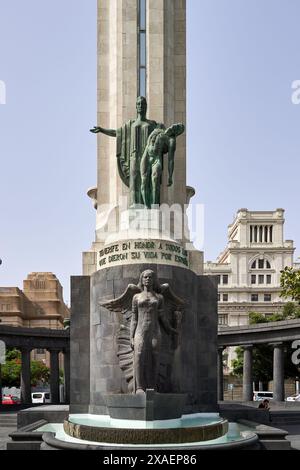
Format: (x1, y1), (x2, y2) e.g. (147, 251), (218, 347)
(90, 126), (100, 133)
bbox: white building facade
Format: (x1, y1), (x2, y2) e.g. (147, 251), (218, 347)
(204, 209), (297, 328)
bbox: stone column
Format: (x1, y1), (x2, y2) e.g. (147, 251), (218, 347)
(63, 349), (70, 404)
(243, 345), (253, 401)
(21, 348), (32, 404)
(273, 343), (285, 401)
(49, 349), (60, 404)
(217, 347), (224, 401)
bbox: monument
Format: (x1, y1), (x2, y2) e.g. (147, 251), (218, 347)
(8, 1), (262, 452)
(64, 0), (222, 446)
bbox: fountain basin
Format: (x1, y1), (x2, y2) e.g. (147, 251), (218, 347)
(63, 413), (228, 445)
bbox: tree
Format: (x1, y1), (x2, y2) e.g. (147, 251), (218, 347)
(232, 345), (273, 384)
(281, 302), (300, 319)
(280, 267), (300, 304)
(1, 348), (50, 388)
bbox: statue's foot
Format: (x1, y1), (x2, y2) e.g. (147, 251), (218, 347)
(136, 388), (145, 394)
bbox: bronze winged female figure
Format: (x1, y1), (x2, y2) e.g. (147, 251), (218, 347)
(100, 270), (185, 394)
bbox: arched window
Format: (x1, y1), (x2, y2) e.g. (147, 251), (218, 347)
(250, 258), (272, 270)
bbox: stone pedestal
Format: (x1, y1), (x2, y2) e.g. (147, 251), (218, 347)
(104, 390), (187, 421)
(70, 263), (218, 415)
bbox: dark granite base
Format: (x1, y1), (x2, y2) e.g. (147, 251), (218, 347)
(104, 390), (187, 420)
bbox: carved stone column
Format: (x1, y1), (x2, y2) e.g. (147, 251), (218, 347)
(21, 348), (32, 404)
(243, 345), (253, 402)
(49, 349), (60, 404)
(273, 342), (285, 401)
(63, 349), (70, 404)
(217, 347), (225, 401)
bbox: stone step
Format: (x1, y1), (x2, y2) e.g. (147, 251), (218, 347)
(0, 415), (18, 426)
(260, 439), (292, 450)
(270, 413), (300, 425)
(6, 441), (41, 451)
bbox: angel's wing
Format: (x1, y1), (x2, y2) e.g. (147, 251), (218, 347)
(160, 283), (185, 311)
(99, 284), (141, 314)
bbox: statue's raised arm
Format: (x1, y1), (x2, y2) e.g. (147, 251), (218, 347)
(90, 126), (116, 137)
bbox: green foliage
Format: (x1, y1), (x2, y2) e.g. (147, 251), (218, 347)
(249, 312), (267, 324)
(1, 361), (21, 387)
(281, 302), (300, 319)
(232, 345), (273, 382)
(249, 303), (300, 326)
(30, 361), (50, 386)
(1, 348), (50, 388)
(280, 267), (300, 304)
(5, 348), (21, 361)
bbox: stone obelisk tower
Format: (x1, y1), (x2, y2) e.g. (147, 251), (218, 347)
(70, 1), (217, 417)
(83, 0), (202, 275)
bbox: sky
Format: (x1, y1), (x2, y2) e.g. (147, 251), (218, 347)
(0, 0), (299, 303)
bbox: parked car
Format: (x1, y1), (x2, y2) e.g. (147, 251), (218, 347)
(2, 395), (21, 405)
(253, 391), (273, 401)
(286, 393), (300, 402)
(31, 392), (51, 404)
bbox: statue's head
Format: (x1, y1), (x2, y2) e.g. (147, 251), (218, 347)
(165, 123), (185, 138)
(136, 96), (147, 116)
(138, 269), (161, 292)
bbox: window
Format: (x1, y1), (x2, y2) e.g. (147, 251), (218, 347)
(266, 275), (272, 285)
(217, 293), (220, 302)
(258, 259), (264, 269)
(251, 294), (259, 302)
(251, 225), (273, 243)
(266, 260), (271, 269)
(264, 294), (272, 302)
(223, 275), (228, 285)
(218, 315), (228, 326)
(35, 280), (45, 289)
(1, 304), (11, 311)
(258, 275), (264, 285)
(251, 260), (256, 269)
(270, 226), (273, 242)
(254, 226), (258, 242)
(138, 0), (147, 97)
(217, 275), (221, 284)
(251, 275), (256, 284)
(223, 294), (228, 302)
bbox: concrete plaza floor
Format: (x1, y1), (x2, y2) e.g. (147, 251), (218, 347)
(0, 411), (300, 451)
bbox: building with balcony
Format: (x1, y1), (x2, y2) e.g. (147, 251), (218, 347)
(204, 209), (297, 368)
